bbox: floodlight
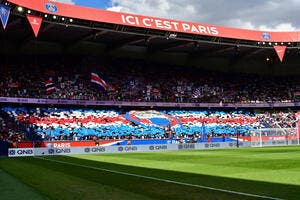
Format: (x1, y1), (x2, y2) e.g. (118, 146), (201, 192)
(17, 6), (23, 12)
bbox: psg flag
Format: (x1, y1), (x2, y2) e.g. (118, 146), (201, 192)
(0, 4), (10, 30)
(274, 46), (286, 63)
(91, 72), (108, 91)
(26, 15), (43, 37)
(45, 79), (56, 94)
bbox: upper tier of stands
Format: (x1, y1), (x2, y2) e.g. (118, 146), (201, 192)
(1, 57), (299, 104)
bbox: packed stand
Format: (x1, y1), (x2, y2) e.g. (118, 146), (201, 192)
(0, 57), (300, 103)
(1, 106), (297, 142)
(0, 114), (24, 144)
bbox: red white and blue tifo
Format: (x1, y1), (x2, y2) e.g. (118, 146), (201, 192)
(2, 107), (259, 143)
(125, 110), (182, 129)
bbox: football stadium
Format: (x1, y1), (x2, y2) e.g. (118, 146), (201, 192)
(0, 0), (300, 199)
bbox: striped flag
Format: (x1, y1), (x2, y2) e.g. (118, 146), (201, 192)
(45, 79), (56, 94)
(91, 72), (108, 91)
(192, 87), (203, 98)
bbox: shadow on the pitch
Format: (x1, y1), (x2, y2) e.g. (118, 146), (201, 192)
(6, 155), (300, 200)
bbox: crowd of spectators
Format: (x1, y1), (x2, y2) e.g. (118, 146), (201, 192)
(1, 106), (297, 142)
(0, 57), (300, 103)
(0, 57), (299, 142)
(0, 115), (24, 144)
(256, 111), (296, 129)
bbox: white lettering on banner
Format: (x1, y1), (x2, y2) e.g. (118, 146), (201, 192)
(182, 23), (218, 35)
(142, 18), (151, 27)
(154, 19), (164, 29)
(53, 143), (71, 148)
(121, 14), (218, 36)
(182, 23), (190, 31)
(11, 142), (253, 157)
(121, 15), (139, 25)
(171, 22), (179, 30)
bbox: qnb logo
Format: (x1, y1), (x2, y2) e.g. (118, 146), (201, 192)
(48, 148), (71, 154)
(118, 147), (124, 152)
(118, 146), (138, 152)
(85, 147), (106, 153)
(9, 149), (34, 156)
(178, 144), (195, 150)
(45, 3), (58, 13)
(90, 147), (106, 153)
(149, 145), (168, 150)
(262, 32), (271, 41)
(8, 150), (16, 155)
(205, 143), (221, 148)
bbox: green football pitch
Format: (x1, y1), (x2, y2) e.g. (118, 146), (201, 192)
(0, 146), (300, 200)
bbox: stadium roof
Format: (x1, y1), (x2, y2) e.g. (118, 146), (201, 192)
(1, 0), (300, 58)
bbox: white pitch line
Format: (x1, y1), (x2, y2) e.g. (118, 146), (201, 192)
(36, 157), (284, 200)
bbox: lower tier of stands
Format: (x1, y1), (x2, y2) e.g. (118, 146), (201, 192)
(1, 106), (297, 143)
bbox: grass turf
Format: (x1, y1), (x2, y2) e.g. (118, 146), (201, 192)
(0, 146), (300, 200)
(0, 168), (45, 200)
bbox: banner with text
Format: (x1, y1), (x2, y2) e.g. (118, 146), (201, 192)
(8, 142), (253, 157)
(1, 97), (300, 108)
(7, 0), (300, 42)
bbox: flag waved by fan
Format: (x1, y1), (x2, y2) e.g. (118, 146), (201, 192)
(45, 79), (56, 94)
(91, 72), (108, 91)
(192, 87), (203, 98)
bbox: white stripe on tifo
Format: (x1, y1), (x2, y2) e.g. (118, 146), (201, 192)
(36, 157), (284, 200)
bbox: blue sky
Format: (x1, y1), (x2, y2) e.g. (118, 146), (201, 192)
(71, 0), (111, 9)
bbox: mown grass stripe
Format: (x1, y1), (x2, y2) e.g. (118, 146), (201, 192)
(0, 168), (46, 200)
(37, 157), (284, 200)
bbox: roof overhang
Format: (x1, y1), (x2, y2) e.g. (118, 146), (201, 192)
(4, 0), (300, 47)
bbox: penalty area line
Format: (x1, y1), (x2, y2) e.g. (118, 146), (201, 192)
(36, 157), (284, 200)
